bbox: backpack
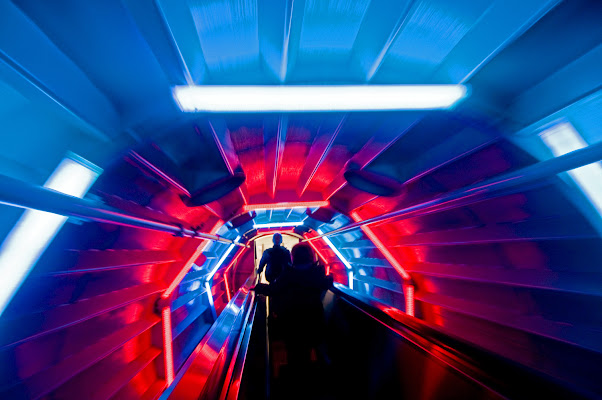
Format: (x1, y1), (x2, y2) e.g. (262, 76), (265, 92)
(265, 246), (291, 282)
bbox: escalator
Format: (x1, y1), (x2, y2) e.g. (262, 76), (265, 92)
(164, 280), (595, 400)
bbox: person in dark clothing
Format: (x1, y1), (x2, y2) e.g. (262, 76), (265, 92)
(257, 233), (291, 283)
(255, 242), (333, 369)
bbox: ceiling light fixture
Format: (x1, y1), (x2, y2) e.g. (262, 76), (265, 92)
(0, 154), (101, 316)
(173, 85), (468, 112)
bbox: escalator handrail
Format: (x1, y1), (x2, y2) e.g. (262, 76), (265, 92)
(161, 275), (259, 399)
(219, 296), (259, 400)
(331, 284), (593, 399)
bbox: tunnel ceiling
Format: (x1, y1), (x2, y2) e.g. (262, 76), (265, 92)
(1, 0), (602, 398)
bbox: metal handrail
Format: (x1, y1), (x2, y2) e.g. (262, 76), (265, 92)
(305, 139), (602, 242)
(161, 275), (258, 399)
(331, 284), (591, 399)
(0, 174), (243, 246)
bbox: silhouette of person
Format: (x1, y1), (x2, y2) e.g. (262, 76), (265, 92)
(257, 233), (291, 283)
(255, 242), (333, 370)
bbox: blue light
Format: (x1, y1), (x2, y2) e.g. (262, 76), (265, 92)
(541, 122), (602, 216)
(205, 282), (215, 311)
(205, 236), (241, 281)
(318, 229), (353, 270)
(0, 154), (101, 316)
(318, 228), (354, 290)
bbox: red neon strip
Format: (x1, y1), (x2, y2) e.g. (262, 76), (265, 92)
(162, 220), (223, 299)
(224, 273), (232, 302)
(243, 200), (329, 212)
(351, 211), (414, 317)
(222, 248), (246, 303)
(404, 284), (415, 317)
(161, 307), (175, 385)
(350, 212), (410, 280)
(306, 235), (329, 266)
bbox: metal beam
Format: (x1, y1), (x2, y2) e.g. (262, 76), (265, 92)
(129, 151), (191, 197)
(296, 116), (346, 197)
(205, 119), (249, 204)
(364, 0), (414, 81)
(305, 139), (602, 241)
(0, 174), (244, 246)
(265, 115), (289, 198)
(323, 117), (420, 200)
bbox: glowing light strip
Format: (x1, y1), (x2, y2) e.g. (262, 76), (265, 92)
(351, 212), (411, 280)
(317, 228), (353, 289)
(0, 155), (101, 316)
(404, 284), (415, 317)
(351, 211), (414, 316)
(541, 122), (602, 216)
(174, 85), (468, 112)
(306, 236), (328, 265)
(205, 282), (217, 319)
(224, 272), (232, 302)
(318, 229), (352, 270)
(223, 248), (246, 302)
(206, 236), (241, 282)
(253, 221), (304, 229)
(161, 307), (175, 385)
(162, 220), (223, 299)
(243, 201), (329, 212)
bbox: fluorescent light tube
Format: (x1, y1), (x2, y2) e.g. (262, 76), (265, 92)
(0, 154), (101, 316)
(243, 201), (329, 212)
(541, 122), (602, 216)
(253, 221), (304, 229)
(173, 85), (468, 112)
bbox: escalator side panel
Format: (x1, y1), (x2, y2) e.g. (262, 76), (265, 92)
(324, 294), (503, 400)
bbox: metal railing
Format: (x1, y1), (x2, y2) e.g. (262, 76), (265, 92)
(0, 174), (243, 246)
(305, 139), (602, 242)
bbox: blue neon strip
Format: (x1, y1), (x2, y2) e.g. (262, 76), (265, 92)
(205, 236), (241, 281)
(318, 229), (353, 270)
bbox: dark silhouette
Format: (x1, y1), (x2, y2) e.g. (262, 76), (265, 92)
(257, 233), (291, 283)
(255, 242), (333, 370)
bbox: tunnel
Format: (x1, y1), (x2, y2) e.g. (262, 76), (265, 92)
(0, 1), (601, 399)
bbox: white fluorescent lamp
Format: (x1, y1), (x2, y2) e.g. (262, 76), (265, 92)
(205, 236), (241, 282)
(253, 221), (304, 229)
(541, 122), (602, 215)
(0, 154), (101, 316)
(173, 85), (468, 112)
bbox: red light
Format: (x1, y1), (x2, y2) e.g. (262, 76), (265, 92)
(306, 235), (329, 266)
(243, 200), (329, 212)
(224, 273), (232, 302)
(162, 220), (223, 299)
(404, 284), (415, 317)
(161, 307), (175, 385)
(222, 248), (246, 302)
